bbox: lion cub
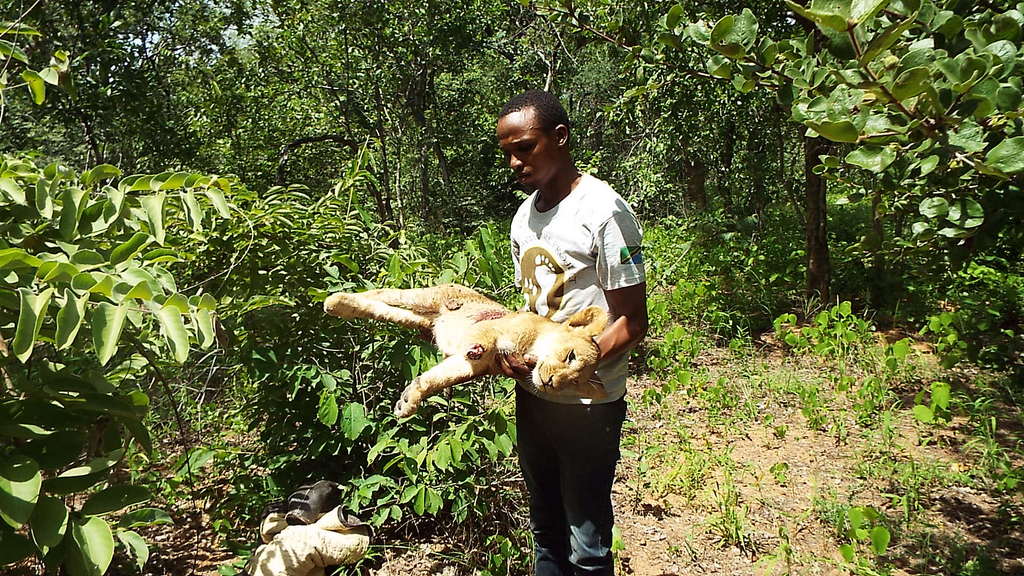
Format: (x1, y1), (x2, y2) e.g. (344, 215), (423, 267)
(323, 284), (607, 417)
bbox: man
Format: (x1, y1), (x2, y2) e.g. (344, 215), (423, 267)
(496, 90), (648, 576)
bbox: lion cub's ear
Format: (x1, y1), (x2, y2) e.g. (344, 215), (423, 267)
(565, 306), (608, 337)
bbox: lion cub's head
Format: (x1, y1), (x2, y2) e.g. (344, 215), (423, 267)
(531, 306), (608, 396)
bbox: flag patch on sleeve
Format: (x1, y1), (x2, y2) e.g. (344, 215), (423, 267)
(619, 245), (643, 265)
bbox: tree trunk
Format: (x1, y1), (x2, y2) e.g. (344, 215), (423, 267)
(720, 119), (735, 214)
(371, 80), (396, 224)
(683, 155), (707, 213)
(803, 135), (831, 304)
(869, 187), (886, 307)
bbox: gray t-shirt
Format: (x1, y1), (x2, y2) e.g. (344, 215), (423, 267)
(511, 174), (645, 404)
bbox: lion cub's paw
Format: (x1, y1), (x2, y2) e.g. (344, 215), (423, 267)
(394, 382), (419, 419)
(466, 343), (485, 360)
(323, 293), (356, 318)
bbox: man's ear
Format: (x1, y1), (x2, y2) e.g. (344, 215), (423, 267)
(565, 306), (607, 337)
(554, 124), (570, 147)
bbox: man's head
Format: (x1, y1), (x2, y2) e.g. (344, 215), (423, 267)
(497, 90), (573, 193)
(500, 90), (570, 132)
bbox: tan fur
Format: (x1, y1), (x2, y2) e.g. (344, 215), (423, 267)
(323, 283), (607, 417)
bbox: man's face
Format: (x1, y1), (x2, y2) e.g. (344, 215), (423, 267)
(496, 107), (567, 192)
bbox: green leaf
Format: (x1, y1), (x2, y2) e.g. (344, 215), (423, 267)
(664, 4), (684, 29)
(116, 530), (149, 572)
(985, 137), (1024, 174)
(139, 193), (166, 245)
(29, 494), (69, 554)
(891, 66), (931, 100)
(685, 21), (711, 43)
(158, 306), (189, 364)
(59, 187), (88, 240)
(125, 280), (154, 300)
(157, 172), (191, 191)
(946, 119), (987, 153)
(413, 486), (426, 515)
(38, 66), (59, 85)
(67, 516), (115, 576)
(0, 247), (41, 269)
(45, 450), (124, 495)
(433, 442), (452, 471)
(0, 38), (30, 63)
(807, 120), (860, 143)
(35, 178), (54, 218)
(180, 190), (203, 232)
(847, 506), (865, 530)
(0, 177), (27, 205)
(70, 250), (106, 268)
(318, 392), (339, 426)
(163, 293), (189, 313)
(21, 69), (45, 104)
(0, 423), (53, 439)
(82, 485), (150, 516)
(0, 455), (42, 528)
(13, 287), (54, 363)
(948, 198), (984, 228)
(786, 0), (849, 32)
(82, 165), (122, 188)
(0, 22), (40, 35)
(141, 248), (180, 264)
(839, 543), (856, 562)
(91, 302), (128, 366)
(56, 288), (90, 350)
(869, 525), (891, 555)
(342, 403), (370, 441)
(204, 187), (231, 218)
(710, 9), (759, 58)
(193, 309), (216, 349)
(918, 155), (940, 176)
(0, 531), (35, 564)
(706, 54), (733, 78)
(919, 197), (949, 218)
(912, 404), (934, 423)
(931, 381), (951, 411)
(850, 0), (890, 24)
(197, 293), (217, 310)
(890, 338), (910, 360)
(110, 232), (150, 266)
(845, 146), (897, 173)
(118, 508), (172, 529)
(996, 83), (1022, 111)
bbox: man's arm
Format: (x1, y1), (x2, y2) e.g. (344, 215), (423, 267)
(595, 282), (648, 363)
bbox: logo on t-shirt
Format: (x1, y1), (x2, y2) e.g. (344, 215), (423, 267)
(520, 245), (565, 318)
(619, 245), (643, 265)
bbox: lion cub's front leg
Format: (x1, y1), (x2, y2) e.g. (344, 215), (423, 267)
(394, 356), (488, 418)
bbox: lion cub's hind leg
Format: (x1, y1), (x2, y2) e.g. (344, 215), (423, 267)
(394, 355), (490, 418)
(324, 289), (437, 330)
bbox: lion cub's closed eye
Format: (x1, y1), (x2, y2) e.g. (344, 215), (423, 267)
(323, 283), (608, 418)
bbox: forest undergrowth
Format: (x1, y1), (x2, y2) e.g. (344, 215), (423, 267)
(95, 293), (1024, 576)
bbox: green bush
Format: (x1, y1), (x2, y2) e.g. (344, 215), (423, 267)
(0, 154), (230, 573)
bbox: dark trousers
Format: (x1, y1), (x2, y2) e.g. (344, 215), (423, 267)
(515, 386), (627, 576)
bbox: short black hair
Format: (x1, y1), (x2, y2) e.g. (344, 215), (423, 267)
(500, 90), (570, 131)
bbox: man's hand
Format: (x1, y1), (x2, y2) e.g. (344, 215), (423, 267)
(496, 352), (536, 380)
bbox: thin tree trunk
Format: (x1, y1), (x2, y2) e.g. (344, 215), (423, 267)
(869, 187), (886, 307)
(683, 155), (707, 213)
(804, 135), (831, 304)
(372, 80), (396, 223)
(720, 119), (735, 214)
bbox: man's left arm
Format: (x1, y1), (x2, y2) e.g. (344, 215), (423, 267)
(595, 282), (648, 362)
